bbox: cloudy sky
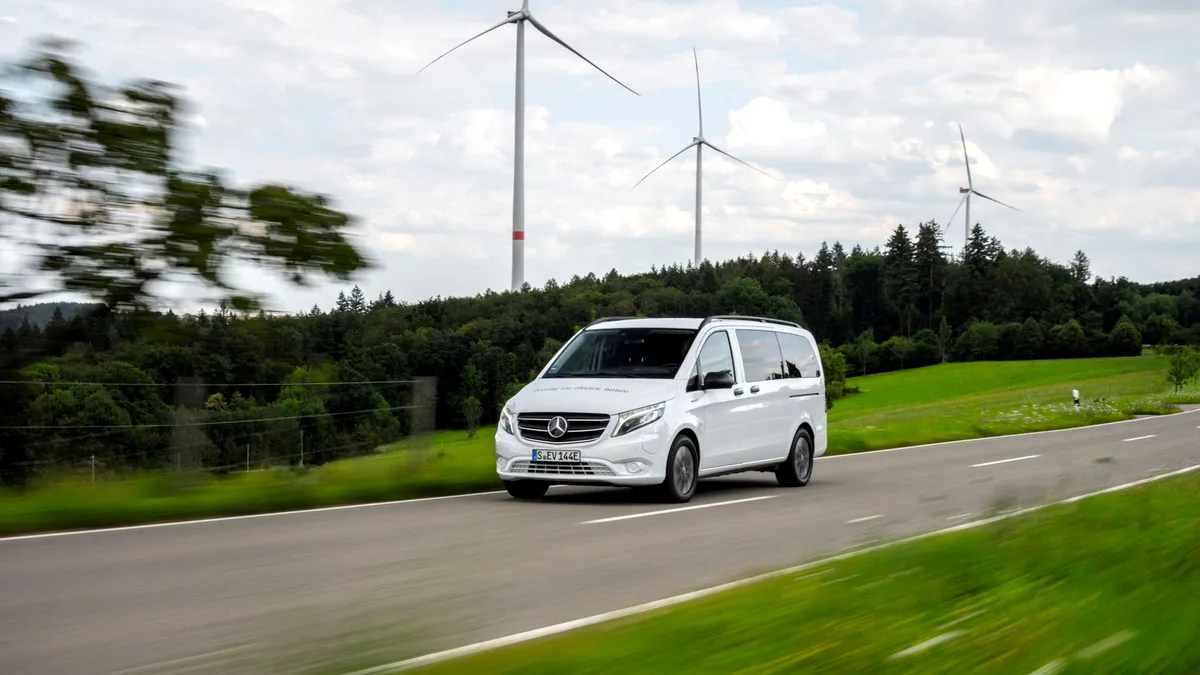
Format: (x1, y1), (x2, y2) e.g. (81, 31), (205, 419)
(2, 0), (1198, 313)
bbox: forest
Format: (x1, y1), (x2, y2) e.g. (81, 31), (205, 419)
(2, 222), (1198, 485)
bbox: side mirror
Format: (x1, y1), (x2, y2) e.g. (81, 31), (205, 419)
(702, 370), (735, 390)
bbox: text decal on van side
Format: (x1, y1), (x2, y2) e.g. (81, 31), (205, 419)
(530, 386), (631, 394)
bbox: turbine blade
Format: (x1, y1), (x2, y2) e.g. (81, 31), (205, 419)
(631, 141), (699, 190)
(971, 189), (1020, 211)
(416, 14), (519, 75)
(526, 15), (640, 96)
(701, 141), (778, 180)
(693, 46), (703, 135)
(959, 123), (972, 188)
(944, 192), (967, 232)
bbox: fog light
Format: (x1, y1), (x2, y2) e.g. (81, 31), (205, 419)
(497, 458), (507, 471)
(627, 461), (647, 474)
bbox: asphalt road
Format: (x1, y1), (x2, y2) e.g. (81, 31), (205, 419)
(1, 410), (1198, 675)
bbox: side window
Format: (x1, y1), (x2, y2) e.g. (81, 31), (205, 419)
(735, 329), (785, 382)
(688, 330), (736, 388)
(778, 332), (821, 378)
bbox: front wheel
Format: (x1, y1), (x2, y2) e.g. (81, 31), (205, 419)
(658, 435), (699, 503)
(776, 427), (814, 487)
(504, 480), (550, 500)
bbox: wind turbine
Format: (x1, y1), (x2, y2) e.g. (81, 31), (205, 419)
(945, 123), (1019, 250)
(630, 47), (776, 267)
(417, 0), (640, 292)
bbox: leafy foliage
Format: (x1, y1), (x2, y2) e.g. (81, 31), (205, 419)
(0, 39), (371, 377)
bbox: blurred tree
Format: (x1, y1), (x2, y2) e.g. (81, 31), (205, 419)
(0, 37), (371, 377)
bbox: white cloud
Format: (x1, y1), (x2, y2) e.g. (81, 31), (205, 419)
(1, 0), (1198, 312)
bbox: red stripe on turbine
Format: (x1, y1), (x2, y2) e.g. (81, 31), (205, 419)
(513, 231), (525, 240)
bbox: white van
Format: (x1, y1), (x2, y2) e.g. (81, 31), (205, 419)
(495, 315), (828, 503)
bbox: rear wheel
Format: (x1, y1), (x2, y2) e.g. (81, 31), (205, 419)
(658, 435), (699, 503)
(504, 480), (550, 500)
(775, 427), (814, 487)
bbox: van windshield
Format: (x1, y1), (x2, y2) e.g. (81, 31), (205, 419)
(543, 328), (698, 379)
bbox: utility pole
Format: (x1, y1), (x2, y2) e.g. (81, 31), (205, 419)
(246, 443), (250, 473)
(91, 455), (95, 484)
(299, 430), (304, 468)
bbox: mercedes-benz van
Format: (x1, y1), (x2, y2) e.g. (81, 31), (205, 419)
(495, 315), (828, 502)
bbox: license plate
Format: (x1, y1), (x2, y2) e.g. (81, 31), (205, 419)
(533, 449), (581, 462)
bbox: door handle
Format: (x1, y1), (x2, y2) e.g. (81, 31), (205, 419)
(750, 385), (760, 394)
(733, 387), (744, 396)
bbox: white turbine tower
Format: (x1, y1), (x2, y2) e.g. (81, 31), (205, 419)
(630, 47), (776, 267)
(417, 0), (640, 292)
(945, 123), (1019, 250)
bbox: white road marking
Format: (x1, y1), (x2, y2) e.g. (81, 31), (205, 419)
(112, 644), (257, 674)
(947, 513), (975, 521)
(1077, 630), (1136, 659)
(971, 454), (1040, 468)
(888, 631), (964, 659)
(792, 569), (833, 582)
(1123, 434), (1157, 442)
(580, 495), (776, 525)
(340, 463), (1200, 675)
(846, 514), (883, 524)
(0, 490), (507, 543)
(5, 409), (1196, 543)
(1026, 659), (1065, 675)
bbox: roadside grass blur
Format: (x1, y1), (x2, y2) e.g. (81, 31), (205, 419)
(2, 356), (1197, 535)
(0, 428), (499, 536)
(360, 470), (1200, 675)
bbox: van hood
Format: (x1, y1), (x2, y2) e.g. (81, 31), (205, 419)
(509, 378), (679, 415)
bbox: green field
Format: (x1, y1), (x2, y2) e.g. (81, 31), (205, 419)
(0, 356), (1196, 536)
(828, 356), (1197, 453)
(348, 468), (1200, 675)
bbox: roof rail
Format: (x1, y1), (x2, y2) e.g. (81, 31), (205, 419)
(698, 315), (801, 330)
(583, 316), (642, 329)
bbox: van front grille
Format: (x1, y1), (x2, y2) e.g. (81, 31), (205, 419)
(508, 460), (616, 477)
(517, 412), (611, 445)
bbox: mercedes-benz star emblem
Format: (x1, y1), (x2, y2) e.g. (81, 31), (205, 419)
(547, 416), (569, 439)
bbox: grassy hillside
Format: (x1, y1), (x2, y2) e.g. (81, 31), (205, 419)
(0, 356), (1195, 536)
(387, 470), (1200, 675)
(830, 356), (1190, 452)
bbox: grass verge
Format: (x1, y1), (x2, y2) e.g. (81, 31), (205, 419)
(373, 469), (1200, 675)
(1, 356), (1197, 536)
(0, 429), (500, 536)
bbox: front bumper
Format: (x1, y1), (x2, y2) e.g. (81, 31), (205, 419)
(495, 425), (668, 486)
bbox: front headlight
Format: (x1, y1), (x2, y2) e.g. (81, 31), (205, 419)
(499, 406), (515, 435)
(612, 402), (666, 437)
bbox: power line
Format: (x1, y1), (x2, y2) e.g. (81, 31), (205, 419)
(0, 404), (417, 430)
(0, 379), (416, 387)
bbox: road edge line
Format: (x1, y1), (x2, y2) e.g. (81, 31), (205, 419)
(342, 462), (1200, 674)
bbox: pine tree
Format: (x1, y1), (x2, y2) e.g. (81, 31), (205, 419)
(884, 224), (919, 336)
(349, 285), (367, 314)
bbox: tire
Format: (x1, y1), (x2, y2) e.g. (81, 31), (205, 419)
(658, 435), (699, 503)
(504, 480), (550, 500)
(775, 427), (814, 488)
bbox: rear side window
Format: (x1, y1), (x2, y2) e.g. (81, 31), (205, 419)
(778, 332), (821, 378)
(735, 329), (785, 382)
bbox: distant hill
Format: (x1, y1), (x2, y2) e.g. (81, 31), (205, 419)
(0, 302), (105, 331)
